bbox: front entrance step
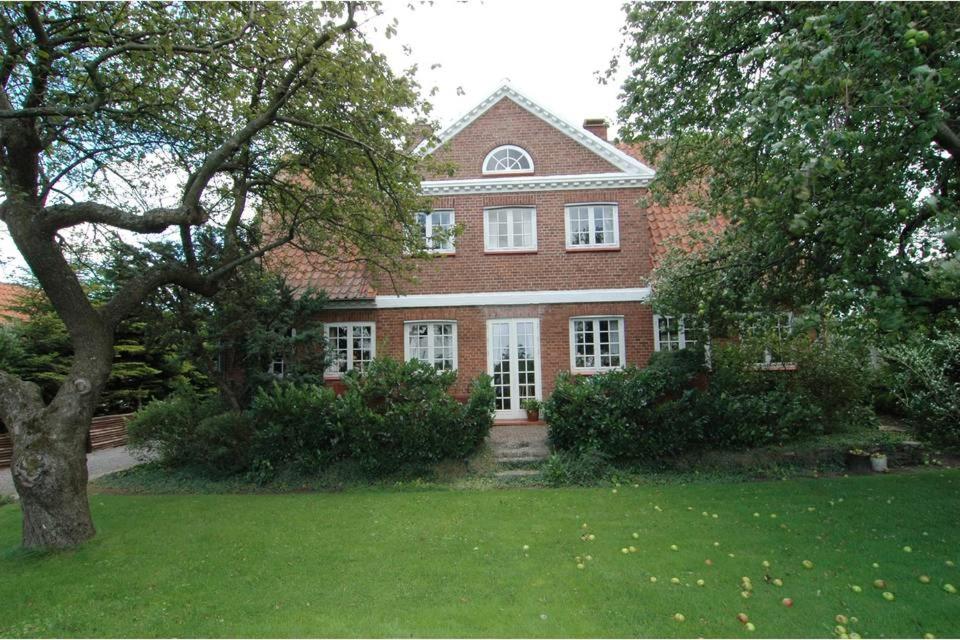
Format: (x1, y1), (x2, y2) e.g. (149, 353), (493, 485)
(495, 468), (541, 479)
(489, 422), (550, 464)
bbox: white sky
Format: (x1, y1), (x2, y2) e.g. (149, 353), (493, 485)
(0, 0), (629, 282)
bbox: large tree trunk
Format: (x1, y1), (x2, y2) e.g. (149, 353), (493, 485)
(11, 408), (95, 548)
(0, 330), (114, 549)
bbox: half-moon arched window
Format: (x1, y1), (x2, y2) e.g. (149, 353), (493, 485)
(482, 145), (534, 174)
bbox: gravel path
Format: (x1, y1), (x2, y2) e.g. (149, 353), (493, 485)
(0, 446), (145, 497)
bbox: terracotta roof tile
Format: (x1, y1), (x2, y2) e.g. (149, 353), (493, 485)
(0, 282), (30, 323)
(266, 244), (375, 301)
(617, 143), (725, 266)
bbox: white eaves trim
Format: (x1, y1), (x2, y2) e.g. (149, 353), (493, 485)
(358, 287), (652, 309)
(416, 81), (656, 179)
(421, 172), (651, 196)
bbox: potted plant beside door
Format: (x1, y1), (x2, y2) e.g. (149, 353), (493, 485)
(522, 399), (542, 422)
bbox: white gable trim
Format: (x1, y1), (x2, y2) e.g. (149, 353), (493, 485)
(416, 82), (655, 178)
(421, 172), (650, 196)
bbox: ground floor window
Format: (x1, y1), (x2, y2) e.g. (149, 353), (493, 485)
(653, 315), (700, 351)
(325, 322), (375, 376)
(404, 321), (457, 370)
(569, 316), (625, 373)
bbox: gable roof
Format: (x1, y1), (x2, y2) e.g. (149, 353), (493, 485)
(267, 244), (375, 301)
(0, 282), (30, 323)
(417, 81), (656, 179)
(618, 143), (726, 266)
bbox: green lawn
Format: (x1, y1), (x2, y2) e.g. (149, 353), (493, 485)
(2, 471), (959, 638)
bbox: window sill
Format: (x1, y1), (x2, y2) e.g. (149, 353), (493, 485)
(484, 250), (538, 256)
(572, 367), (623, 376)
(565, 246), (621, 253)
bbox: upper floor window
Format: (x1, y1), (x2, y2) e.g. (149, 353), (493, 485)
(483, 145), (534, 175)
(416, 210), (455, 253)
(653, 315), (700, 351)
(565, 204), (619, 249)
(570, 316), (625, 373)
(405, 321), (457, 371)
(484, 207), (537, 252)
(325, 322), (375, 377)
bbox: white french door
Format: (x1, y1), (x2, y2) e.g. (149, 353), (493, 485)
(486, 318), (542, 420)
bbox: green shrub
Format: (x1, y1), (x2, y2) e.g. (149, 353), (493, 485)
(192, 412), (255, 475)
(248, 381), (345, 477)
(545, 335), (874, 461)
(545, 359), (702, 460)
(542, 448), (613, 486)
(884, 327), (960, 447)
(127, 387), (226, 467)
(341, 359), (490, 474)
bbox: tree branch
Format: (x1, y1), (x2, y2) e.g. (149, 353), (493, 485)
(40, 201), (199, 234)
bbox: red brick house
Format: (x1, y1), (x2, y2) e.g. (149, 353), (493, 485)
(279, 83), (698, 421)
(0, 282), (29, 324)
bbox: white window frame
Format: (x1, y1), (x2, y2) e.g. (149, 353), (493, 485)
(760, 312), (795, 368)
(416, 209), (455, 254)
(403, 320), (458, 371)
(482, 144), (534, 175)
(564, 203), (620, 249)
(568, 315), (627, 374)
(483, 206), (537, 252)
(653, 315), (700, 352)
(269, 328), (296, 378)
(323, 322), (376, 378)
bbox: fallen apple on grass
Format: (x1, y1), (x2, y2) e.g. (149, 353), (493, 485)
(882, 591), (896, 601)
(802, 560), (814, 569)
(782, 598), (793, 607)
(673, 613), (685, 623)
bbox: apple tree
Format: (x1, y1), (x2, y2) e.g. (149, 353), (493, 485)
(615, 2), (960, 335)
(0, 1), (430, 548)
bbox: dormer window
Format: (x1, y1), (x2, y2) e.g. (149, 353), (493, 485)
(482, 145), (533, 174)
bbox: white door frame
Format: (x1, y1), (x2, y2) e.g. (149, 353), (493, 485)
(486, 318), (542, 420)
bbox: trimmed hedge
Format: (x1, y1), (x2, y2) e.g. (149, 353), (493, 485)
(128, 358), (495, 480)
(545, 338), (875, 460)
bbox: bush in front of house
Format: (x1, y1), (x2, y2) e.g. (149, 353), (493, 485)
(128, 358), (495, 480)
(127, 385), (229, 468)
(883, 326), (960, 448)
(341, 359), (494, 474)
(545, 336), (876, 460)
(248, 381), (347, 475)
(545, 349), (706, 460)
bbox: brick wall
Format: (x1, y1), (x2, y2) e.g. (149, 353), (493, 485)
(316, 301), (654, 398)
(370, 187), (653, 296)
(426, 97), (621, 179)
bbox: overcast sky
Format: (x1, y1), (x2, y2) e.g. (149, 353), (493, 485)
(0, 0), (630, 282)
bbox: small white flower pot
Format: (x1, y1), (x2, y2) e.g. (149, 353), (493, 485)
(871, 455), (888, 473)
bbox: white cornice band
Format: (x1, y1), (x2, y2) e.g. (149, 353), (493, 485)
(421, 172), (651, 196)
(326, 287), (652, 309)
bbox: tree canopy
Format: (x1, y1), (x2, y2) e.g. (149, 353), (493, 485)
(616, 1), (960, 335)
(0, 1), (433, 548)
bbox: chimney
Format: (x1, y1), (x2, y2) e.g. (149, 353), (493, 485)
(583, 118), (609, 141)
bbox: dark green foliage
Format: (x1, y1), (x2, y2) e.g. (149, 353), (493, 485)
(545, 360), (703, 460)
(883, 326), (960, 447)
(542, 449), (614, 487)
(249, 382), (345, 475)
(617, 2), (960, 330)
(126, 386), (227, 468)
(341, 359), (490, 474)
(127, 358), (495, 480)
(546, 338), (875, 460)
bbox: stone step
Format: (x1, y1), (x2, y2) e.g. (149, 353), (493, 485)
(495, 468), (541, 478)
(495, 448), (549, 459)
